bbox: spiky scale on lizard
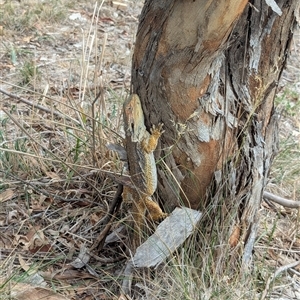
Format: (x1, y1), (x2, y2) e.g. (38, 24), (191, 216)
(123, 94), (167, 247)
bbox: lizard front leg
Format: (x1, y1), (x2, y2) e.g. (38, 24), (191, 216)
(142, 123), (164, 154)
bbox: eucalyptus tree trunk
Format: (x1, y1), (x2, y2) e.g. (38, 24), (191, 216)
(131, 0), (298, 270)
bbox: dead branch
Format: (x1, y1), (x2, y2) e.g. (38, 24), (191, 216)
(0, 87), (79, 124)
(90, 184), (123, 251)
(263, 191), (300, 208)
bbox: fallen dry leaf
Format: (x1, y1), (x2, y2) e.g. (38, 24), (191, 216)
(70, 245), (90, 268)
(45, 171), (61, 181)
(18, 254), (31, 272)
(9, 283), (68, 300)
(0, 189), (15, 202)
(7, 210), (19, 224)
(18, 226), (53, 253)
(228, 225), (241, 247)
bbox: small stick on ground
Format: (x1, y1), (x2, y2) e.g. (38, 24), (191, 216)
(260, 260), (300, 300)
(90, 184), (123, 251)
(0, 87), (79, 124)
(263, 191), (300, 208)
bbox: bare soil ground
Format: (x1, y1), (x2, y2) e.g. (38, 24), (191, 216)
(0, 1), (300, 299)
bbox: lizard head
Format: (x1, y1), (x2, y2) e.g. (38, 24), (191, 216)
(124, 94), (146, 142)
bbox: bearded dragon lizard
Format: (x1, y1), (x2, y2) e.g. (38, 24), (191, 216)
(123, 94), (167, 247)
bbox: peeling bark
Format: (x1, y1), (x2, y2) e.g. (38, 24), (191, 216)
(131, 0), (299, 269)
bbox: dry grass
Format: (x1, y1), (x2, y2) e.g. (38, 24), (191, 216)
(0, 0), (137, 298)
(254, 31), (300, 298)
(1, 1), (300, 299)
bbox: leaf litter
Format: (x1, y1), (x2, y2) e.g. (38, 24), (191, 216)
(0, 0), (142, 298)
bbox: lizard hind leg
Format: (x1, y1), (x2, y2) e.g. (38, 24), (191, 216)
(145, 197), (168, 222)
(130, 197), (167, 249)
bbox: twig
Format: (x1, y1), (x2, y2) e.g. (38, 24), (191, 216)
(263, 191), (300, 208)
(0, 87), (79, 124)
(92, 90), (103, 166)
(122, 261), (134, 295)
(260, 261), (300, 300)
(2, 108), (104, 196)
(90, 184), (124, 251)
(0, 85), (124, 139)
(0, 169), (94, 203)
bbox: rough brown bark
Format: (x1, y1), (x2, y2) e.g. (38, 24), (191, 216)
(131, 0), (298, 268)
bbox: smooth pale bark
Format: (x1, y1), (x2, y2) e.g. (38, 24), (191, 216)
(131, 0), (298, 268)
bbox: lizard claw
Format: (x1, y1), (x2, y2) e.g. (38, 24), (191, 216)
(150, 123), (165, 137)
(158, 212), (169, 222)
